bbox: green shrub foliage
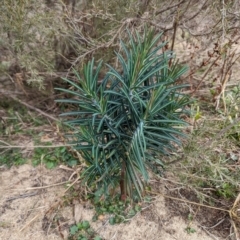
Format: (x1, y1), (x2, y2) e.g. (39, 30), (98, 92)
(56, 30), (191, 200)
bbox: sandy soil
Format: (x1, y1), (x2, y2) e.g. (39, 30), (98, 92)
(0, 164), (226, 240)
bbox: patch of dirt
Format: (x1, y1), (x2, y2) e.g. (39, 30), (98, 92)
(165, 187), (232, 239)
(0, 164), (229, 240)
(0, 164), (70, 240)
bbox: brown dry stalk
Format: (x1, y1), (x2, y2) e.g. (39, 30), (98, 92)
(191, 55), (221, 94)
(1, 93), (58, 122)
(155, 0), (186, 16)
(148, 190), (230, 213)
(0, 143), (76, 149)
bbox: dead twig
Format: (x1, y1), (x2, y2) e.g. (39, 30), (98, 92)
(0, 143), (76, 149)
(1, 93), (59, 122)
(191, 55), (221, 94)
(19, 214), (42, 232)
(183, 0), (210, 24)
(6, 191), (39, 202)
(155, 0), (186, 16)
(147, 190), (230, 213)
(12, 180), (70, 191)
(71, 17), (138, 68)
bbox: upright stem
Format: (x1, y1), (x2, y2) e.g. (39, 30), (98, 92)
(120, 161), (126, 201)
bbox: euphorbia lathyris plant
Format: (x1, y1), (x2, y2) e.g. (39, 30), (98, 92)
(56, 30), (190, 200)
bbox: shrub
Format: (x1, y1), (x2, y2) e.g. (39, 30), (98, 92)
(56, 29), (191, 200)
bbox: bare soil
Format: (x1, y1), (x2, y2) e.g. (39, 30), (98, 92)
(0, 164), (230, 240)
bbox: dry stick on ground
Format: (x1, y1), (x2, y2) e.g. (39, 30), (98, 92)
(1, 93), (59, 122)
(12, 181), (70, 191)
(19, 214), (41, 232)
(147, 190), (230, 213)
(0, 89), (26, 96)
(155, 0), (186, 16)
(0, 142), (76, 149)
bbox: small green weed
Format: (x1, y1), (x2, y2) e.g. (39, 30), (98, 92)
(32, 145), (78, 169)
(0, 149), (26, 167)
(185, 214), (196, 234)
(185, 226), (196, 234)
(68, 220), (102, 240)
(0, 144), (77, 169)
(216, 182), (238, 199)
(89, 192), (142, 224)
(0, 101), (48, 136)
(0, 101), (77, 168)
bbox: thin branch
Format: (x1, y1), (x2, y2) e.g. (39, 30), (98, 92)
(147, 190), (230, 213)
(182, 18), (222, 37)
(192, 55), (221, 93)
(0, 139), (11, 146)
(155, 0), (186, 16)
(1, 93), (59, 122)
(12, 181), (70, 191)
(6, 191), (39, 202)
(71, 18), (137, 67)
(182, 0), (210, 24)
(0, 143), (76, 149)
(0, 89), (26, 96)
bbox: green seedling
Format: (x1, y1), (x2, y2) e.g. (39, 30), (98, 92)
(68, 220), (102, 240)
(89, 193), (142, 225)
(185, 226), (196, 234)
(57, 29), (191, 201)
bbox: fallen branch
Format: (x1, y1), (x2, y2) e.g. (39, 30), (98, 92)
(6, 191), (39, 202)
(11, 180), (70, 191)
(0, 140), (76, 149)
(2, 93), (59, 122)
(155, 0), (186, 16)
(147, 190), (230, 213)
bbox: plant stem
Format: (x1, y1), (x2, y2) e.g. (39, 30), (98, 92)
(120, 161), (126, 201)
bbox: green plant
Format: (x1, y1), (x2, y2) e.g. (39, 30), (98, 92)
(185, 214), (196, 234)
(185, 226), (196, 234)
(56, 29), (190, 200)
(216, 182), (237, 199)
(69, 220), (102, 240)
(0, 149), (26, 167)
(89, 192), (142, 224)
(32, 145), (77, 169)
